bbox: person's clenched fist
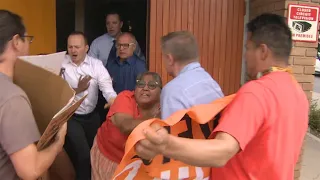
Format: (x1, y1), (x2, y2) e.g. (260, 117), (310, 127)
(135, 123), (170, 160)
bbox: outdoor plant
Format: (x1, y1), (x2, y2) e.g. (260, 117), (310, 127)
(309, 100), (320, 136)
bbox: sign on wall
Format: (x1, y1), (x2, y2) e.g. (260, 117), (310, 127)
(288, 4), (320, 42)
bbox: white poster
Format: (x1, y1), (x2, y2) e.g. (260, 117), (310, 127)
(19, 51), (67, 75)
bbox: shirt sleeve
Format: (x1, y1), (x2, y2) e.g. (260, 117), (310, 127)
(135, 61), (147, 77)
(96, 60), (117, 101)
(134, 41), (146, 61)
(212, 90), (265, 151)
(88, 40), (99, 59)
(0, 96), (41, 155)
(107, 91), (135, 119)
(160, 88), (188, 120)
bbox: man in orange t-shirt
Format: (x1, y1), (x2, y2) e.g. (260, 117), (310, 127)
(134, 13), (309, 180)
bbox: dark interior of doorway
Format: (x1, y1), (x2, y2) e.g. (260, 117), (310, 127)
(85, 0), (148, 58)
(56, 0), (148, 60)
(56, 0), (75, 52)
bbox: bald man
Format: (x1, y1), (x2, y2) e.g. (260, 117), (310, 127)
(106, 32), (147, 94)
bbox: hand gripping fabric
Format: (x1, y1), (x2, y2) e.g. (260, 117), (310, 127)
(112, 94), (236, 180)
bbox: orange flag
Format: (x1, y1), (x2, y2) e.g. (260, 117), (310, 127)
(112, 94), (236, 180)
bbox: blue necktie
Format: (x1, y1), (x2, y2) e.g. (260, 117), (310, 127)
(107, 40), (117, 63)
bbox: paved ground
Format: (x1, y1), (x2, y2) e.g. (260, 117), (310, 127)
(314, 92), (320, 106)
(300, 75), (320, 180)
(301, 134), (320, 180)
(311, 76), (320, 105)
(314, 76), (320, 93)
(312, 76), (320, 108)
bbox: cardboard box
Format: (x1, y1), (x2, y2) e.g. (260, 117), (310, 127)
(13, 58), (82, 180)
(14, 58), (74, 134)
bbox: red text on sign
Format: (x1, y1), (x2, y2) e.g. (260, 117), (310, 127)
(290, 7), (318, 21)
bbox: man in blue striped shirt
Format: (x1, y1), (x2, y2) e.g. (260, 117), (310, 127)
(160, 31), (224, 119)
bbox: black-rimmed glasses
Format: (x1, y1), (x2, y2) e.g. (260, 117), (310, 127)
(22, 35), (34, 44)
(116, 43), (135, 49)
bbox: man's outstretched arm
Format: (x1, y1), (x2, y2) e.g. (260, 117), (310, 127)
(136, 124), (240, 167)
(136, 91), (264, 167)
(164, 132), (240, 167)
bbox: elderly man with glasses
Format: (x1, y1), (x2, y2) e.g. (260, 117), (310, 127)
(106, 32), (147, 94)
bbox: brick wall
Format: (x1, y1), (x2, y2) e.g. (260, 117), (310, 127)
(250, 0), (319, 179)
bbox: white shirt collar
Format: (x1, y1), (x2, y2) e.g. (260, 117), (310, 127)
(64, 54), (90, 66)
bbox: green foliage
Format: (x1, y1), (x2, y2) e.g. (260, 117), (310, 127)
(309, 100), (320, 134)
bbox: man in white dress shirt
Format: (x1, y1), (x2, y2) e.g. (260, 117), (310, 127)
(62, 31), (117, 180)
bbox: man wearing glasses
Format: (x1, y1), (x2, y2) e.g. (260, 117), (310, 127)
(106, 32), (147, 94)
(89, 11), (146, 126)
(88, 11), (145, 65)
(0, 10), (67, 180)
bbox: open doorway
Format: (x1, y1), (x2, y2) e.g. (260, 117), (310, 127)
(56, 0), (76, 52)
(84, 0), (149, 61)
(56, 0), (149, 64)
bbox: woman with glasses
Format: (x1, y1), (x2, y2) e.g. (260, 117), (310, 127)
(90, 71), (162, 180)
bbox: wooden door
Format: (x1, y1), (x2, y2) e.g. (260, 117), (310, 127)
(0, 0), (56, 55)
(148, 0), (245, 95)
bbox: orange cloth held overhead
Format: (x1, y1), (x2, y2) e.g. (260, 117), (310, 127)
(112, 94), (235, 180)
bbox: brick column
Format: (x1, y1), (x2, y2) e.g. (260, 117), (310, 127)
(250, 0), (319, 179)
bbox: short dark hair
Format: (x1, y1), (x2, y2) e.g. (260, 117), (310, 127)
(105, 11), (122, 22)
(161, 31), (199, 62)
(68, 31), (88, 45)
(0, 10), (26, 54)
(247, 13), (292, 61)
(136, 72), (163, 89)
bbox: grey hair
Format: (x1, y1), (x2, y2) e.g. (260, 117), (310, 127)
(117, 32), (136, 44)
(136, 72), (163, 89)
(161, 31), (199, 62)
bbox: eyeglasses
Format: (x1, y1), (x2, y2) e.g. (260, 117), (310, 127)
(136, 80), (160, 90)
(116, 43), (135, 49)
(22, 35), (34, 44)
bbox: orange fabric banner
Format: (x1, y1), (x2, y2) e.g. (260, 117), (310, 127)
(112, 94), (236, 180)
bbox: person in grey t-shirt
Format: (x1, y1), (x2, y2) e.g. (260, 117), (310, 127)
(0, 10), (67, 180)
